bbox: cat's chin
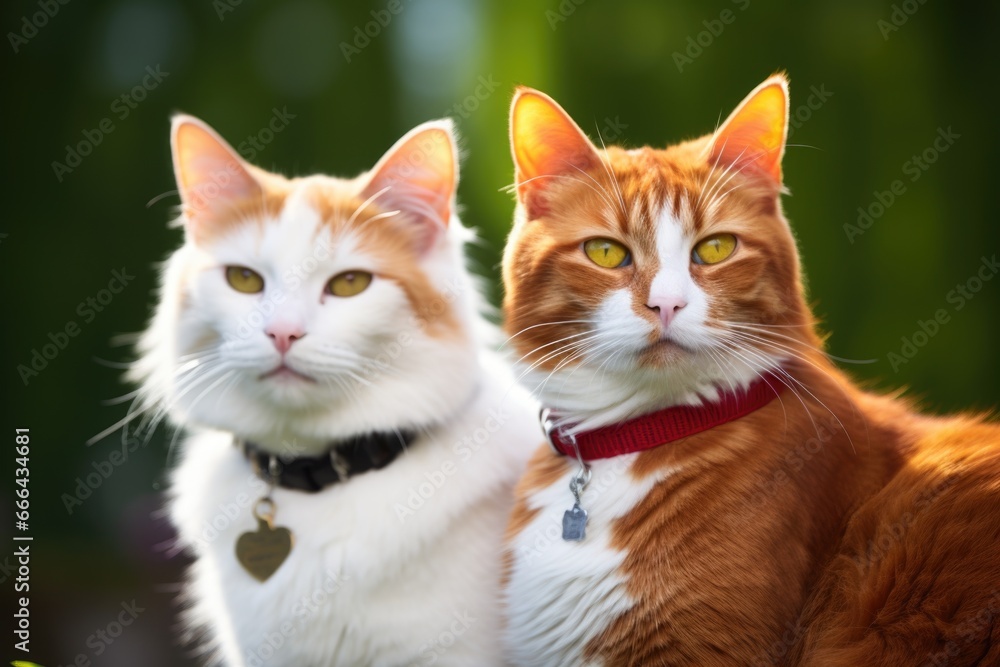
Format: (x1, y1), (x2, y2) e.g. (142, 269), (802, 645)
(635, 337), (693, 368)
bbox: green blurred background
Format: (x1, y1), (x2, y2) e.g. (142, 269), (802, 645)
(3, 0), (998, 664)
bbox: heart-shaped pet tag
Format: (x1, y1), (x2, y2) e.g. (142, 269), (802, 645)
(235, 498), (293, 582)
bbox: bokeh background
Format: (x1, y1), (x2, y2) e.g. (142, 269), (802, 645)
(4, 0), (999, 664)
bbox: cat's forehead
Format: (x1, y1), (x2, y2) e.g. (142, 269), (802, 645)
(205, 177), (369, 261)
(558, 146), (700, 240)
(600, 142), (764, 239)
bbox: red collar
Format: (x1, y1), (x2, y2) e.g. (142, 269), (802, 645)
(543, 373), (783, 461)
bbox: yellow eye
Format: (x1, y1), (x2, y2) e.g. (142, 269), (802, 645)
(583, 238), (631, 268)
(327, 271), (372, 297)
(225, 266), (264, 293)
(692, 233), (737, 265)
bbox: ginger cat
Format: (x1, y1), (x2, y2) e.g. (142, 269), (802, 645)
(500, 74), (1000, 666)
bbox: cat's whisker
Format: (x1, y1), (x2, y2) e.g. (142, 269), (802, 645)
(718, 329), (870, 445)
(567, 161), (622, 220)
(167, 362), (232, 404)
(188, 370), (240, 419)
(722, 321), (812, 329)
(716, 338), (856, 453)
(593, 126), (628, 217)
(713, 345), (793, 434)
(347, 185), (392, 227)
(503, 173), (619, 212)
(541, 338), (608, 383)
(518, 333), (601, 369)
(548, 337), (624, 395)
(694, 135), (731, 213)
(700, 145), (753, 215)
(703, 347), (739, 397)
(514, 335), (602, 385)
(101, 388), (142, 406)
(724, 322), (878, 365)
(134, 362), (228, 437)
(320, 373), (372, 412)
(92, 356), (137, 370)
(731, 349), (794, 429)
(101, 367), (198, 446)
(533, 335), (621, 396)
(88, 412), (142, 446)
(591, 337), (630, 385)
(499, 320), (592, 349)
(703, 144), (757, 211)
(512, 330), (597, 366)
(717, 327), (867, 403)
(312, 348), (407, 381)
(339, 370), (373, 387)
(145, 366), (238, 443)
(515, 342), (596, 396)
(714, 340), (821, 442)
(713, 184), (743, 208)
(177, 347), (224, 362)
(361, 209), (402, 226)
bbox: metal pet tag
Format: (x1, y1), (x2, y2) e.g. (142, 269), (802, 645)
(236, 497), (293, 582)
(562, 503), (588, 541)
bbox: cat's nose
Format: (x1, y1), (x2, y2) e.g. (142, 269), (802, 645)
(266, 325), (305, 354)
(646, 295), (687, 329)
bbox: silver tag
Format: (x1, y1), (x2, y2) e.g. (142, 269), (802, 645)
(562, 503), (588, 541)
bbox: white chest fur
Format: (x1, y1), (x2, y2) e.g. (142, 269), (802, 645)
(169, 353), (539, 667)
(504, 453), (664, 667)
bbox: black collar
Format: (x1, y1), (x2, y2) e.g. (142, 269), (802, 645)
(239, 430), (418, 493)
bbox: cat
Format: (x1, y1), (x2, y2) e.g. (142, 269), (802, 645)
(128, 114), (539, 666)
(500, 74), (1000, 666)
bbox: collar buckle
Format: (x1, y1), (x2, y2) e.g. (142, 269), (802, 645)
(540, 407), (560, 455)
(329, 448), (350, 482)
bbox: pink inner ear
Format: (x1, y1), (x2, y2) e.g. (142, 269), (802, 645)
(713, 121), (776, 174)
(183, 155), (259, 213)
(362, 125), (457, 230)
(172, 118), (262, 226)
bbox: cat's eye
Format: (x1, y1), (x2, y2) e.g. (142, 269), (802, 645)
(692, 233), (738, 265)
(327, 271), (372, 297)
(583, 238), (632, 268)
(225, 266), (265, 293)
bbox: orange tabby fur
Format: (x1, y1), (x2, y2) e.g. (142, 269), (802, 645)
(502, 76), (1000, 666)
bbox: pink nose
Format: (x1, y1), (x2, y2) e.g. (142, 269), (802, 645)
(647, 295), (687, 329)
(266, 325), (305, 354)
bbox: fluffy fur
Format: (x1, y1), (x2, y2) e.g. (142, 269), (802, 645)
(130, 115), (538, 665)
(501, 76), (1000, 666)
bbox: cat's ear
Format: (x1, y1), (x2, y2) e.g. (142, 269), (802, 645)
(171, 114), (262, 235)
(361, 119), (458, 232)
(510, 87), (601, 218)
(709, 74), (789, 184)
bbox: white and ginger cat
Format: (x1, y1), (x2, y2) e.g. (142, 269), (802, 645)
(129, 115), (538, 665)
(500, 76), (1000, 666)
